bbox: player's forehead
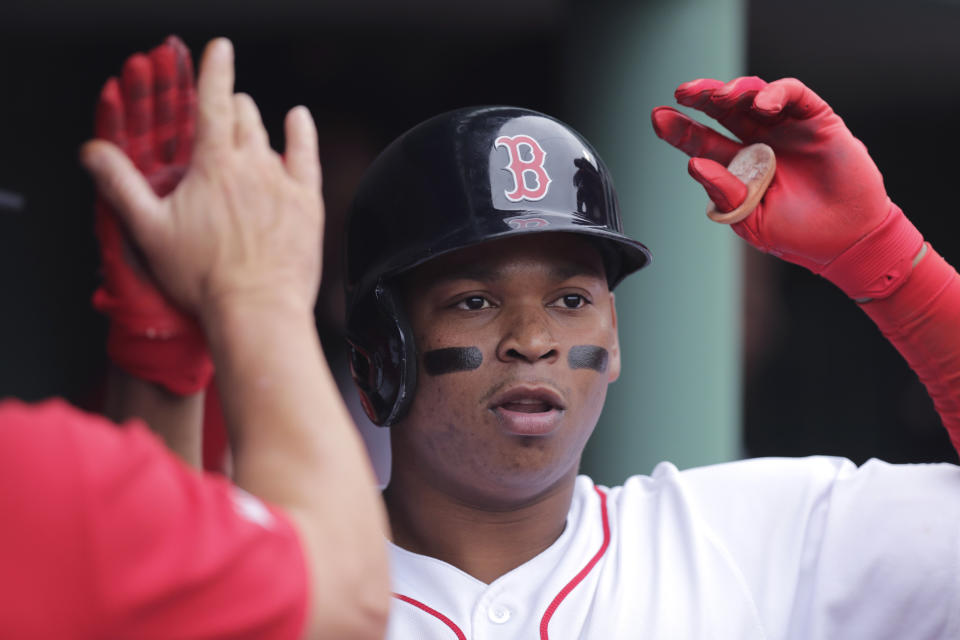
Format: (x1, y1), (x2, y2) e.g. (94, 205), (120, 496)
(401, 233), (607, 293)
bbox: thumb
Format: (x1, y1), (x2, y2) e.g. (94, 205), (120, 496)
(81, 139), (165, 249)
(691, 143), (776, 226)
(688, 157), (747, 213)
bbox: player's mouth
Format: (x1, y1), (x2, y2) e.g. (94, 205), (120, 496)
(489, 385), (566, 436)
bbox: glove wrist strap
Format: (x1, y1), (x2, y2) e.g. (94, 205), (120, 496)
(818, 204), (923, 300)
(106, 326), (214, 395)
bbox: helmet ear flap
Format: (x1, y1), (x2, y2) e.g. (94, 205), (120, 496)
(346, 338), (382, 424)
(345, 283), (417, 427)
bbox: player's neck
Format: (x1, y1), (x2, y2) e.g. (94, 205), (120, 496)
(384, 467), (578, 584)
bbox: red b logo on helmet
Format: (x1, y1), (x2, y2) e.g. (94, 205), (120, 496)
(495, 135), (552, 202)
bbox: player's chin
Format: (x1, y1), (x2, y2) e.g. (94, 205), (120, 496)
(495, 431), (584, 479)
(487, 451), (583, 506)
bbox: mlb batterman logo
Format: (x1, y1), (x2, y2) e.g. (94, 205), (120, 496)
(495, 134), (552, 202)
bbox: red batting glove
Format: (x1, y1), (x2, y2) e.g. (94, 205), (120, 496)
(651, 76), (923, 301)
(92, 36), (213, 394)
(653, 76), (960, 458)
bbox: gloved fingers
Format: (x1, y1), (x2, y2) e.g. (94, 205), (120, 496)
(149, 41), (178, 164)
(708, 76), (768, 110)
(233, 93), (270, 149)
(95, 77), (127, 149)
(284, 105), (321, 193)
(121, 53), (156, 174)
(94, 77), (132, 288)
(688, 77), (833, 143)
(705, 76), (784, 141)
(651, 106), (742, 165)
(674, 78), (728, 119)
(195, 38), (236, 155)
(700, 143), (776, 225)
(82, 139), (164, 253)
(167, 35), (196, 165)
(687, 157), (747, 213)
(753, 77), (832, 121)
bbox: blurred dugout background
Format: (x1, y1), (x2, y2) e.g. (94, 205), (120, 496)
(1, 0), (957, 486)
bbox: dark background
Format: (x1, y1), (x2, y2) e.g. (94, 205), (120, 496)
(1, 0), (957, 465)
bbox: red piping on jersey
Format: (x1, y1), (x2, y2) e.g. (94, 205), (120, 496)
(539, 485), (610, 640)
(393, 593), (467, 640)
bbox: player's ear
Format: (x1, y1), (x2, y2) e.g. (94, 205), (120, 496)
(607, 292), (621, 383)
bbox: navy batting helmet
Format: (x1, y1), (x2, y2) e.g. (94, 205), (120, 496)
(344, 106), (651, 426)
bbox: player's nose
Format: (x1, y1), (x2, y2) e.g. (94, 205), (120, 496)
(496, 304), (559, 365)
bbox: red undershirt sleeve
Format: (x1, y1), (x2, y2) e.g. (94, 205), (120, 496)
(860, 244), (960, 455)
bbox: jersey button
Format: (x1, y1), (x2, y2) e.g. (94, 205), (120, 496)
(488, 605), (511, 624)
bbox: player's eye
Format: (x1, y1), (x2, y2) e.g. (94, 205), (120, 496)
(456, 296), (492, 311)
(552, 294), (588, 309)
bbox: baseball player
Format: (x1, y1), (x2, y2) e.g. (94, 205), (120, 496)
(343, 79), (960, 637)
(1, 37), (389, 639)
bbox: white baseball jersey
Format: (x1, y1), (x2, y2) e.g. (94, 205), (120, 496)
(387, 456), (960, 639)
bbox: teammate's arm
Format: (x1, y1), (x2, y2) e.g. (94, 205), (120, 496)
(82, 38), (390, 640)
(652, 77), (960, 454)
(92, 36), (209, 467)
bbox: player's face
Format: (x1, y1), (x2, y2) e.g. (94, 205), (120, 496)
(394, 233), (620, 508)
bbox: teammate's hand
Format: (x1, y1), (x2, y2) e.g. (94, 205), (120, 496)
(92, 35), (213, 395)
(82, 38), (324, 327)
(651, 77), (923, 300)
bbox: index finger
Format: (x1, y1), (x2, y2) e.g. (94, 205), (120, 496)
(651, 106), (742, 165)
(195, 38), (235, 149)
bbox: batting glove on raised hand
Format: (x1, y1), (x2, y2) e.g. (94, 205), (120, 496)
(92, 36), (213, 394)
(652, 76), (924, 301)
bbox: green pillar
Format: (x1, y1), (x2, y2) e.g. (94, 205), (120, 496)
(570, 0), (746, 484)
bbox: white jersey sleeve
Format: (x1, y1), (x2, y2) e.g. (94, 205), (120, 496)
(658, 456), (960, 639)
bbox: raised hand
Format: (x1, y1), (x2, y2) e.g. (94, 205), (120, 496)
(82, 41), (389, 638)
(83, 38), (324, 328)
(652, 77), (923, 300)
(92, 35), (213, 394)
